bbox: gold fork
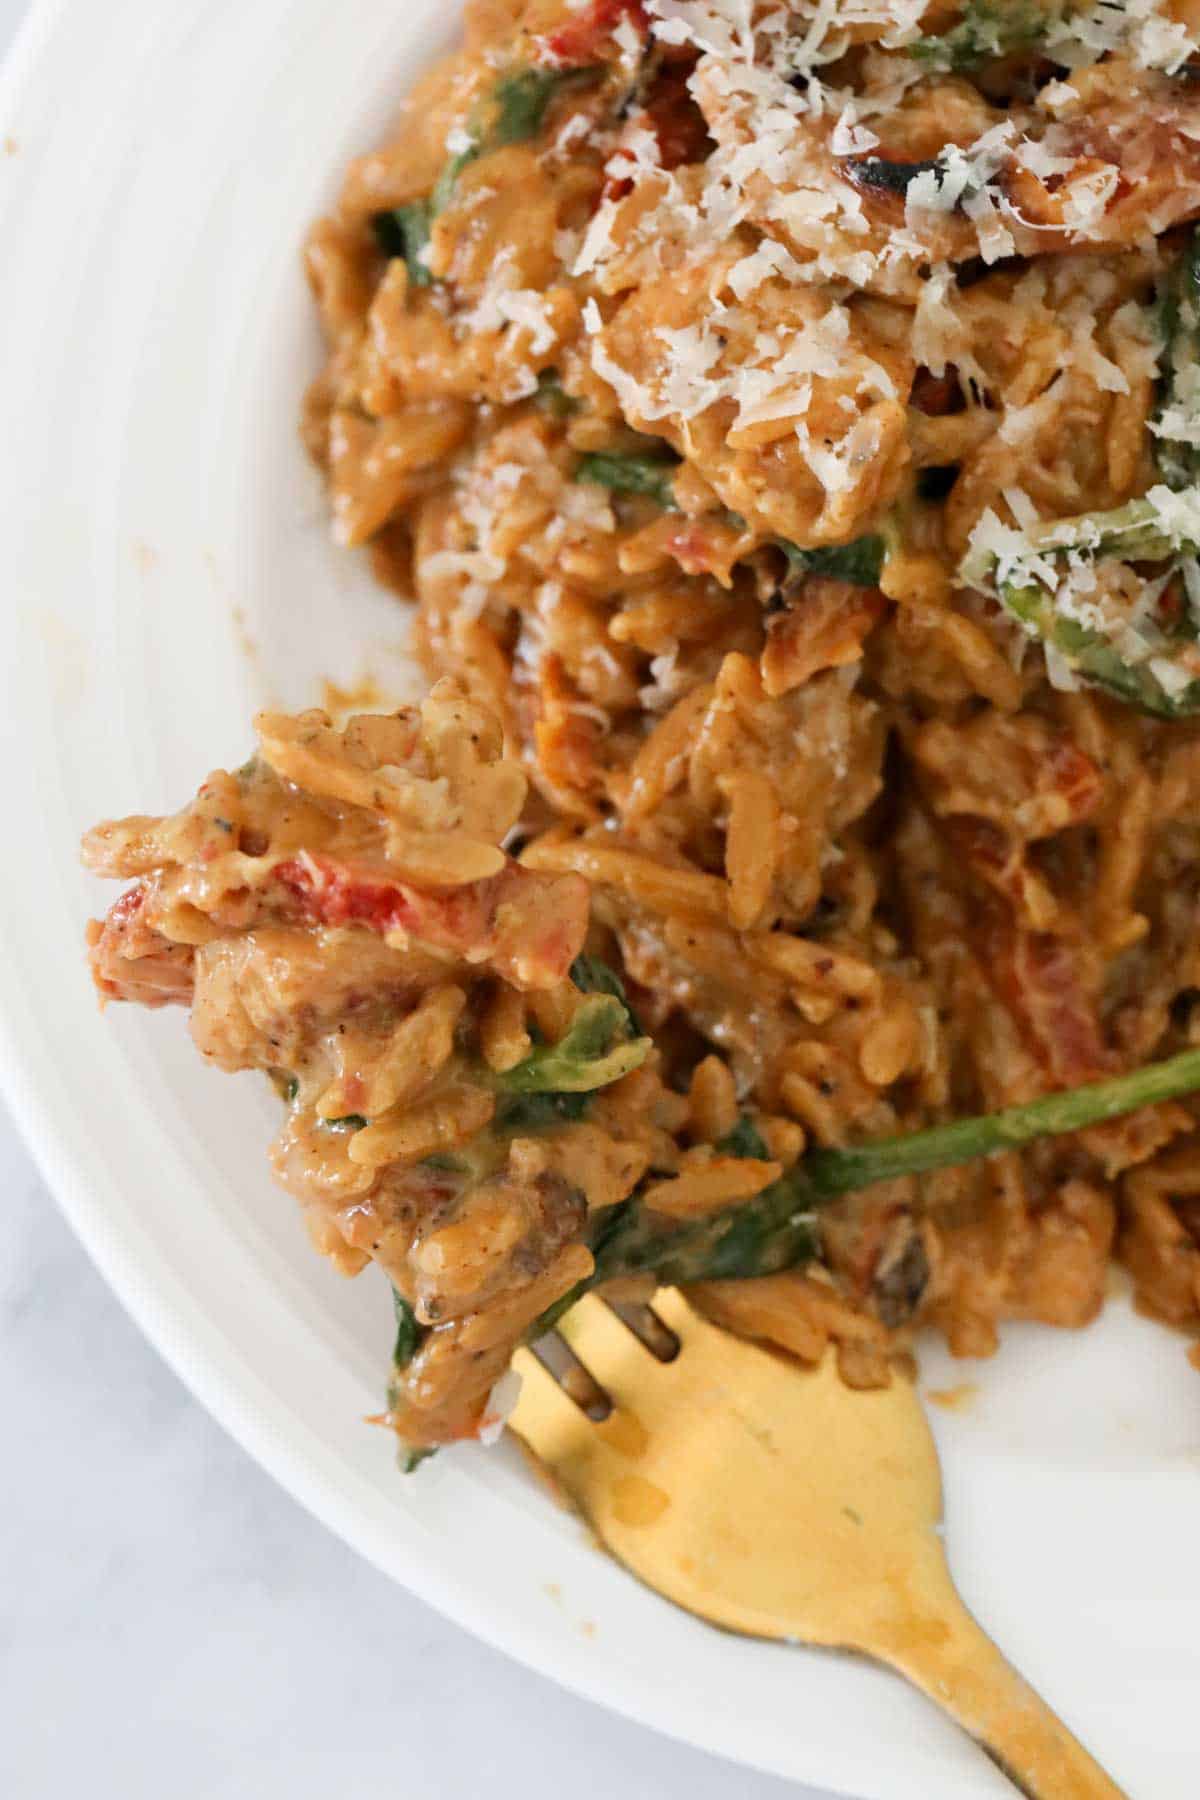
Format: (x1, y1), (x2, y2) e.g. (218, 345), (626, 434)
(510, 1289), (1127, 1799)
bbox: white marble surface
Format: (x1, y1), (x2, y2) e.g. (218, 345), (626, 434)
(1, 1103), (844, 1800)
(0, 8), (840, 1795)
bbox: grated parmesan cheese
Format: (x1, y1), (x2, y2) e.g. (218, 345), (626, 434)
(553, 0), (1200, 547)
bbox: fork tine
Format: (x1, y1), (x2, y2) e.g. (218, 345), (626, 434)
(555, 1292), (664, 1394)
(643, 1286), (703, 1342)
(508, 1346), (599, 1466)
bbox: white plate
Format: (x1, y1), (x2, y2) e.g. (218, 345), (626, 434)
(0, 4), (1195, 1795)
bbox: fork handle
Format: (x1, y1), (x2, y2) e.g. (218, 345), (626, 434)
(876, 1595), (1129, 1799)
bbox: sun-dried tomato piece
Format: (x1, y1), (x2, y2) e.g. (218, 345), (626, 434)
(273, 853), (587, 990)
(87, 882), (196, 1008)
(537, 0), (649, 69)
(982, 920), (1113, 1085)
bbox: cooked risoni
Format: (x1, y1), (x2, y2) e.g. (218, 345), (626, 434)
(87, 0), (1200, 1454)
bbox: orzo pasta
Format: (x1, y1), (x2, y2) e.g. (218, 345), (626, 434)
(86, 0), (1200, 1454)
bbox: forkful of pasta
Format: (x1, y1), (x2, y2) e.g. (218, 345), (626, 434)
(81, 684), (1200, 1785)
(80, 682), (1200, 1464)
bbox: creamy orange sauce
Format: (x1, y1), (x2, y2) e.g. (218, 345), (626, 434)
(926, 1384), (979, 1415)
(295, 0), (1200, 1390)
(319, 674), (393, 719)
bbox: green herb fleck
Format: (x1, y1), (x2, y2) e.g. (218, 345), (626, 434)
(780, 535), (886, 588)
(434, 67), (584, 211)
(495, 996), (650, 1095)
(391, 1287), (422, 1368)
(375, 68), (585, 283)
(962, 494), (1200, 717)
(536, 1044), (1200, 1328)
(717, 1114), (770, 1160)
(495, 1089), (593, 1132)
(569, 953), (643, 1035)
(1153, 225), (1200, 491)
(491, 67), (576, 147)
(400, 1445), (437, 1474)
(534, 370), (580, 418)
(576, 450), (680, 507)
(908, 0), (1054, 72)
(371, 200), (433, 286)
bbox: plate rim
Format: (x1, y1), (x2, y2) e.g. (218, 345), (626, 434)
(0, 10), (875, 1791)
(0, 8), (1182, 1798)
